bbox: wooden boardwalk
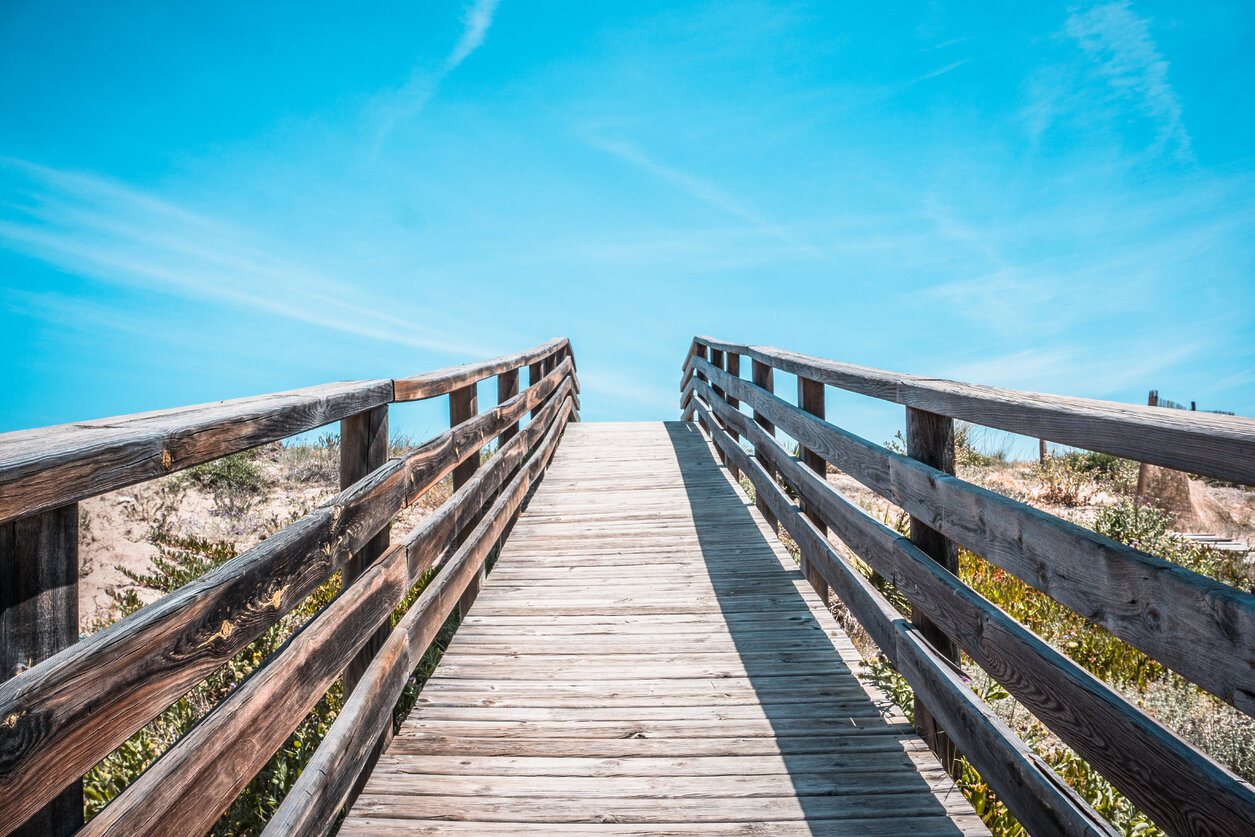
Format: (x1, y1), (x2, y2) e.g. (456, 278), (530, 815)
(342, 421), (986, 836)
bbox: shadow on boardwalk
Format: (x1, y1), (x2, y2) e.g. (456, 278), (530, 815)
(665, 421), (970, 836)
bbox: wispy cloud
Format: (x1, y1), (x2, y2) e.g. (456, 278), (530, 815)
(586, 136), (869, 285)
(911, 59), (969, 84)
(0, 157), (493, 358)
(1065, 0), (1192, 159)
(370, 0), (503, 156)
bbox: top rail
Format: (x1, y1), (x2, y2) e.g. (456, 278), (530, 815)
(688, 336), (1255, 486)
(393, 337), (572, 401)
(0, 338), (571, 524)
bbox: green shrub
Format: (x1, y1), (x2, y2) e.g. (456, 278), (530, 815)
(182, 451), (265, 494)
(1058, 451), (1138, 493)
(1094, 499), (1248, 589)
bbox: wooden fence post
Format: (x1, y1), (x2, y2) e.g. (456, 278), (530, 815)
(450, 384), (481, 617)
(498, 369), (520, 447)
(797, 377), (829, 604)
(724, 353), (742, 480)
(905, 406), (961, 777)
(708, 349), (726, 465)
(1, 504), (83, 836)
(529, 361), (544, 420)
(1135, 390), (1158, 504)
(751, 359), (778, 532)
(693, 344), (711, 436)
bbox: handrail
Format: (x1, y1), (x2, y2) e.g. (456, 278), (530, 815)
(682, 336), (1255, 837)
(0, 337), (571, 524)
(685, 336), (1255, 486)
(0, 341), (577, 835)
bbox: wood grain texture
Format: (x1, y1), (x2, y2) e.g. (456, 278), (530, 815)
(690, 396), (1119, 837)
(393, 338), (569, 402)
(0, 505), (81, 837)
(689, 356), (1255, 716)
(0, 379), (394, 525)
(693, 382), (1255, 837)
(263, 396), (573, 837)
(688, 336), (1255, 487)
(340, 421), (985, 837)
(0, 361), (575, 833)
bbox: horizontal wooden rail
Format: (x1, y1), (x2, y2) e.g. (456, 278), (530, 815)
(687, 355), (1255, 716)
(687, 391), (1118, 837)
(0, 380), (394, 524)
(82, 386), (575, 837)
(689, 377), (1255, 837)
(0, 337), (574, 525)
(262, 395), (573, 837)
(0, 345), (577, 835)
(686, 336), (1255, 486)
(393, 337), (572, 402)
(683, 335), (1255, 837)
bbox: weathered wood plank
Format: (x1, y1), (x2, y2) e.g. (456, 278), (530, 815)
(0, 379), (394, 524)
(344, 421), (984, 837)
(689, 336), (1255, 486)
(0, 363), (573, 833)
(393, 338), (569, 402)
(689, 357), (1255, 717)
(692, 397), (1118, 837)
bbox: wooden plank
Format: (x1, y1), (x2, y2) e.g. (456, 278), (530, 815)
(0, 367), (573, 833)
(0, 505), (81, 837)
(688, 360), (1255, 717)
(904, 406), (960, 776)
(689, 336), (1255, 487)
(0, 378), (394, 524)
(692, 397), (1117, 837)
(86, 396), (574, 837)
(344, 421), (985, 837)
(393, 338), (568, 402)
(261, 398), (572, 837)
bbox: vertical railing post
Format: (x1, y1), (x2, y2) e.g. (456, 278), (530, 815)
(1, 505), (82, 837)
(905, 406), (961, 777)
(338, 404), (391, 800)
(450, 383), (480, 617)
(529, 360), (545, 420)
(750, 359), (778, 532)
(797, 377), (829, 605)
(724, 352), (741, 481)
(708, 348), (726, 464)
(693, 343), (710, 435)
(498, 368), (520, 447)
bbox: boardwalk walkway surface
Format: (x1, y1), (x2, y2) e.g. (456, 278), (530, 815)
(342, 421), (986, 836)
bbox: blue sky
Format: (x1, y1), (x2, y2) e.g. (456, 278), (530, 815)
(2, 1), (1252, 450)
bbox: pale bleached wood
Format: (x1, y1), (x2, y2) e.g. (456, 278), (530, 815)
(393, 338), (568, 402)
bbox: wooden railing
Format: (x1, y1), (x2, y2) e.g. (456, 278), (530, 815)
(681, 336), (1255, 837)
(0, 338), (577, 837)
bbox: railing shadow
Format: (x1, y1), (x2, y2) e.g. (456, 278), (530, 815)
(663, 421), (966, 836)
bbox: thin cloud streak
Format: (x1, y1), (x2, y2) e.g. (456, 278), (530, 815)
(0, 158), (494, 358)
(370, 0), (503, 157)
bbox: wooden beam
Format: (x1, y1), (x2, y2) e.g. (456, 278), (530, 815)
(392, 338), (568, 403)
(0, 505), (81, 837)
(904, 407), (960, 776)
(0, 379), (394, 525)
(498, 369), (520, 447)
(691, 336), (1255, 487)
(693, 380), (1255, 837)
(689, 355), (1255, 717)
(450, 383), (481, 618)
(750, 359), (777, 532)
(797, 376), (828, 604)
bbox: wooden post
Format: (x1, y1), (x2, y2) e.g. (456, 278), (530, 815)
(724, 352), (741, 480)
(797, 377), (829, 604)
(450, 384), (481, 616)
(498, 369), (520, 447)
(693, 344), (710, 435)
(1135, 390), (1158, 504)
(1, 504), (83, 836)
(339, 405), (390, 690)
(708, 348), (726, 464)
(905, 406), (961, 778)
(1038, 439), (1047, 465)
(528, 361), (544, 420)
(751, 359), (778, 532)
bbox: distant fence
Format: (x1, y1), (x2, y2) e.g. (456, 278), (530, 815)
(0, 338), (577, 836)
(682, 336), (1255, 837)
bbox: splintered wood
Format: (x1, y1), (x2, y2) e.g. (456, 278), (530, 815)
(343, 422), (985, 836)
